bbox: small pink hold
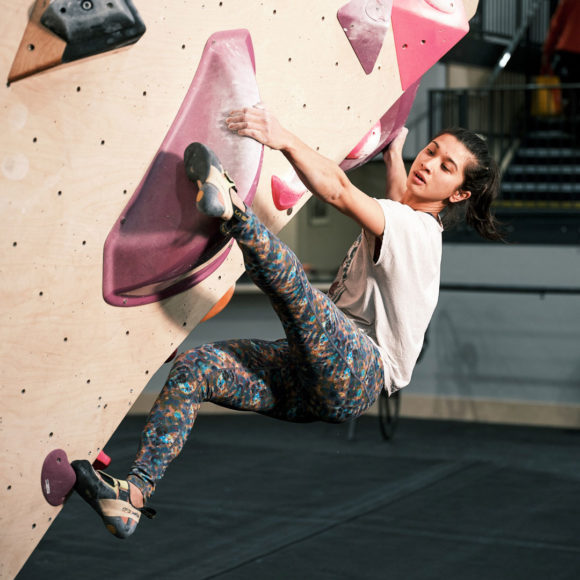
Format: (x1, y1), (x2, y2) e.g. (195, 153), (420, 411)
(346, 121), (382, 159)
(271, 174), (308, 211)
(93, 450), (111, 471)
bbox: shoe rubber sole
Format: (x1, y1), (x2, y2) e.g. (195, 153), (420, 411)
(184, 142), (236, 220)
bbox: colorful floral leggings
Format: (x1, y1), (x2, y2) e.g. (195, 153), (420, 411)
(127, 209), (384, 501)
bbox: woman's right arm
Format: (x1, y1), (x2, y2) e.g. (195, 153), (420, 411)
(227, 104), (386, 238)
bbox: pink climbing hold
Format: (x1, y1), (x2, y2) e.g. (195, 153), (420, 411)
(271, 81), (419, 211)
(391, 0), (469, 90)
(271, 174), (308, 211)
(346, 121), (382, 159)
(340, 79), (420, 172)
(271, 81), (420, 209)
(337, 0), (393, 74)
(93, 450), (111, 471)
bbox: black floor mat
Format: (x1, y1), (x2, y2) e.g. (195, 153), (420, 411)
(18, 415), (580, 580)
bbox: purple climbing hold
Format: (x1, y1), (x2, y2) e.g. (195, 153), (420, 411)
(337, 0), (393, 75)
(41, 449), (76, 507)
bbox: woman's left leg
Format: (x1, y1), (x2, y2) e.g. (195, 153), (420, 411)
(128, 336), (313, 503)
(72, 335), (305, 539)
(71, 142), (385, 539)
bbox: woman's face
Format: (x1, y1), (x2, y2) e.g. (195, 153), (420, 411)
(406, 134), (474, 204)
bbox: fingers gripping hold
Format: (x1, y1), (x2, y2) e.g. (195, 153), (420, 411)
(226, 104), (288, 151)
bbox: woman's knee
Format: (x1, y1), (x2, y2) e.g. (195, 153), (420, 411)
(173, 344), (222, 373)
(167, 345), (221, 397)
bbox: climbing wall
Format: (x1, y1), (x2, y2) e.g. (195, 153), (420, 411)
(0, 1), (478, 577)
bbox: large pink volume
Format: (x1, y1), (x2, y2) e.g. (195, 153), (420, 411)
(103, 29), (263, 307)
(392, 0), (469, 90)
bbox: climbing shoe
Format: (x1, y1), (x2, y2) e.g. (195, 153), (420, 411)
(184, 142), (238, 220)
(71, 459), (155, 539)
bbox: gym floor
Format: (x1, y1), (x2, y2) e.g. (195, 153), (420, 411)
(19, 413), (580, 579)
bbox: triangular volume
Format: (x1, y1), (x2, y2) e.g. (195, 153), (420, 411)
(337, 0), (393, 75)
(340, 79), (420, 172)
(8, 0), (146, 83)
(391, 0), (469, 90)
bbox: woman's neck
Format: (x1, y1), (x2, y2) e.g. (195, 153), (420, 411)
(400, 193), (444, 216)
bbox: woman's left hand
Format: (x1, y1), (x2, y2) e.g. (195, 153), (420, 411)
(383, 127), (408, 202)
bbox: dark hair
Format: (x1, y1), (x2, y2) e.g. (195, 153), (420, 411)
(436, 127), (503, 241)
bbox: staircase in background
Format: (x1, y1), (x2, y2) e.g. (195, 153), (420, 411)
(501, 116), (580, 205)
(442, 0), (551, 77)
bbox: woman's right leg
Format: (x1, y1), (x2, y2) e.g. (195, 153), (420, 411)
(223, 210), (383, 421)
(188, 141), (383, 423)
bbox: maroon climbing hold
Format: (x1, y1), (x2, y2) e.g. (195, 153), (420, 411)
(41, 449), (76, 507)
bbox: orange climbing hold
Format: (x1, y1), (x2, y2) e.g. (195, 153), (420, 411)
(201, 285), (235, 322)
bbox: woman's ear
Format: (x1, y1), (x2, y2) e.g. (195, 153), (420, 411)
(448, 189), (471, 204)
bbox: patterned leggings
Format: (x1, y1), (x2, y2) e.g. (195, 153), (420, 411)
(127, 209), (384, 501)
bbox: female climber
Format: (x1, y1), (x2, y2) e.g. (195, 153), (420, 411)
(72, 104), (502, 538)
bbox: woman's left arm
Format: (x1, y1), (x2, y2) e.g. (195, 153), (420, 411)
(226, 105), (385, 238)
(383, 127), (408, 202)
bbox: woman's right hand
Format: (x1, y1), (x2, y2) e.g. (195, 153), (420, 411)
(226, 103), (290, 151)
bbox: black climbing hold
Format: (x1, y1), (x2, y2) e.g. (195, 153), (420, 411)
(40, 0), (146, 63)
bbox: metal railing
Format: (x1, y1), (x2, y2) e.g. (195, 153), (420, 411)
(470, 0), (551, 47)
(430, 84), (526, 162)
(429, 83), (580, 207)
(486, 0), (545, 87)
